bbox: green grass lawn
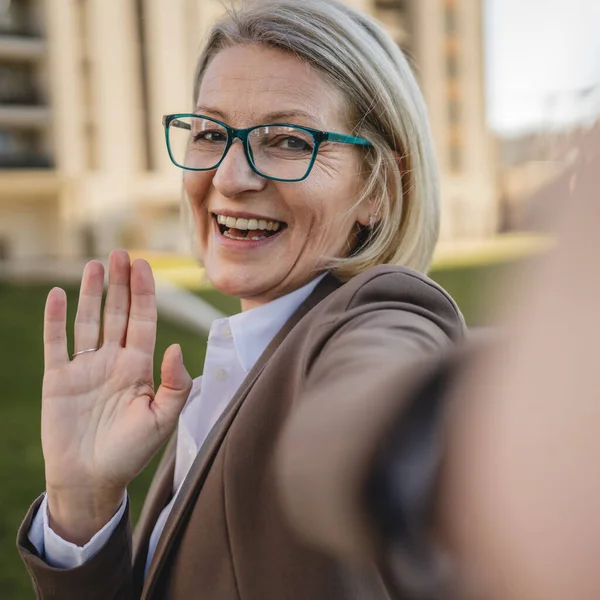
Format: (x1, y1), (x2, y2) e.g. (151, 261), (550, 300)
(0, 281), (240, 599)
(0, 260), (519, 599)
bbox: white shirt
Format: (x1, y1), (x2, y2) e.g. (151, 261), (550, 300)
(27, 274), (326, 573)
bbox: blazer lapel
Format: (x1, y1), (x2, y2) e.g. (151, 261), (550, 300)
(132, 436), (177, 589)
(142, 273), (341, 598)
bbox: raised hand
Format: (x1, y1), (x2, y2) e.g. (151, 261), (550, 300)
(42, 250), (192, 545)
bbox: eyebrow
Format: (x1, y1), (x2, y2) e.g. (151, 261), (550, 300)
(194, 106), (325, 129)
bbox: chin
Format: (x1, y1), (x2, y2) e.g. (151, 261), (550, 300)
(205, 264), (278, 303)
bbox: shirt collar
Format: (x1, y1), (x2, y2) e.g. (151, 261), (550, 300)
(228, 273), (328, 373)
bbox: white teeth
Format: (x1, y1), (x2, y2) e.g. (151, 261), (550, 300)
(216, 214), (283, 233)
(223, 231), (267, 241)
(223, 232), (245, 241)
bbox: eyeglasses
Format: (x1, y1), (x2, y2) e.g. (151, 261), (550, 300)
(162, 113), (372, 183)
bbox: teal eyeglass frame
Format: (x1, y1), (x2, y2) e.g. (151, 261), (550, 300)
(162, 113), (372, 183)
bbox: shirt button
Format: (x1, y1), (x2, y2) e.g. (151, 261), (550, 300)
(214, 367), (228, 381)
(222, 324), (232, 339)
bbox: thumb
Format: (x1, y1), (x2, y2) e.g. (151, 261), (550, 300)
(153, 344), (193, 434)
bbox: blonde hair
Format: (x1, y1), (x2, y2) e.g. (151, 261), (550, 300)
(192, 0), (440, 277)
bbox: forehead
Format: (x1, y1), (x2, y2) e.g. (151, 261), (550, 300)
(197, 45), (348, 129)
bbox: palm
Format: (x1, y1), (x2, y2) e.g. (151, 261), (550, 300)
(41, 251), (192, 496)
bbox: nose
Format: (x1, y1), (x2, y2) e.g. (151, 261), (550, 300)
(212, 139), (266, 198)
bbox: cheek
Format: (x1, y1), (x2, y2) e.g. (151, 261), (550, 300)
(183, 172), (214, 253)
(289, 183), (327, 235)
(183, 171), (213, 213)
(287, 186), (350, 260)
(303, 162), (363, 256)
(302, 164), (362, 231)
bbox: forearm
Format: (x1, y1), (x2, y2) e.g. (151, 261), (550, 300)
(279, 331), (600, 600)
(439, 147), (600, 599)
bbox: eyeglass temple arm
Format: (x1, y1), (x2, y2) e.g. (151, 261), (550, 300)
(162, 116), (191, 131)
(326, 132), (372, 147)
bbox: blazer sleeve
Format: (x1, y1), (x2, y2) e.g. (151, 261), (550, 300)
(17, 494), (135, 600)
(276, 268), (466, 593)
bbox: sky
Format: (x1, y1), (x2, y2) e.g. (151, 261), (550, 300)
(485, 0), (600, 133)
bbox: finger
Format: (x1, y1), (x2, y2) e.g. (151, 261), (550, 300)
(73, 261), (104, 354)
(44, 287), (69, 370)
(102, 250), (132, 346)
(152, 345), (193, 436)
(125, 259), (157, 353)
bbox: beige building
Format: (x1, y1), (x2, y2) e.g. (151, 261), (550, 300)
(0, 0), (497, 261)
(369, 0), (497, 239)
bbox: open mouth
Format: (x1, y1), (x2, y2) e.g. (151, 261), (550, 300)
(213, 213), (287, 242)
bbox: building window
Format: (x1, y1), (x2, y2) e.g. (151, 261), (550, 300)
(0, 0), (36, 36)
(0, 128), (51, 168)
(0, 62), (41, 105)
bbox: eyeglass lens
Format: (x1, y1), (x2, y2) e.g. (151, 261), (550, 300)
(168, 116), (316, 180)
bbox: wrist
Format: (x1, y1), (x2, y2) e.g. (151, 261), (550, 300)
(46, 486), (126, 546)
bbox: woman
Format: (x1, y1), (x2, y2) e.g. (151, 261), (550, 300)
(277, 126), (600, 600)
(18, 0), (466, 598)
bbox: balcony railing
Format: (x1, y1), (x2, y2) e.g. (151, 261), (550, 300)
(0, 25), (41, 37)
(0, 89), (42, 105)
(0, 35), (45, 60)
(0, 153), (52, 169)
(0, 106), (51, 127)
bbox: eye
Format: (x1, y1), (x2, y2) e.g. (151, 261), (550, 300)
(193, 130), (227, 143)
(273, 136), (313, 152)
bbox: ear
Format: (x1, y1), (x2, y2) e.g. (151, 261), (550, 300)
(356, 200), (375, 228)
(356, 151), (404, 227)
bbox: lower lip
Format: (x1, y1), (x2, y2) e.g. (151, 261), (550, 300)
(213, 218), (285, 250)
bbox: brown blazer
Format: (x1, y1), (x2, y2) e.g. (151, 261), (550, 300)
(18, 265), (466, 600)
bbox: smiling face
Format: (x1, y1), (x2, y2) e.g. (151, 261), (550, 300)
(185, 44), (371, 310)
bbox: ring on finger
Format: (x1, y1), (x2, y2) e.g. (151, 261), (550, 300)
(72, 348), (98, 358)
